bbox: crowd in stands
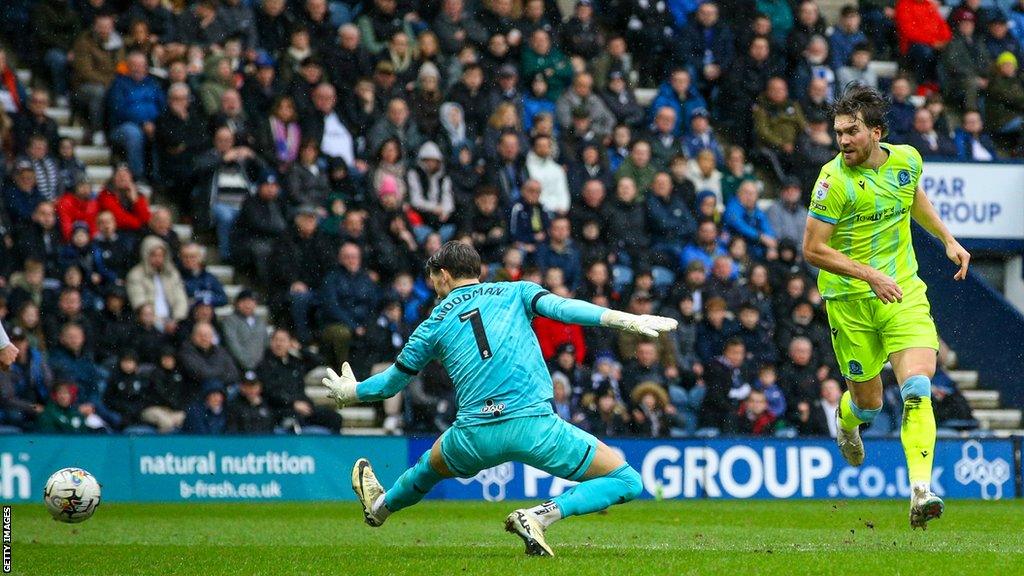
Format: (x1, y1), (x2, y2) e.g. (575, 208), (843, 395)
(0, 0), (993, 437)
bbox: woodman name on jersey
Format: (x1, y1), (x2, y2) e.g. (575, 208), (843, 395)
(433, 286), (509, 321)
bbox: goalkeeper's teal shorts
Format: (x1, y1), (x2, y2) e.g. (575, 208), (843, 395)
(438, 413), (599, 481)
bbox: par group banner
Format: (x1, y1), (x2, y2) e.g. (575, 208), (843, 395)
(408, 437), (1016, 501)
(0, 436), (1014, 502)
(0, 435), (407, 503)
(921, 162), (1024, 240)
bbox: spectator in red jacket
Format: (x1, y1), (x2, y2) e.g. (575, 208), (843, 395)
(895, 0), (952, 84)
(97, 164), (151, 233)
(532, 296), (587, 363)
(55, 180), (99, 242)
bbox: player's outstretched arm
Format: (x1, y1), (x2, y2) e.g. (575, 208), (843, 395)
(322, 362), (415, 407)
(911, 186), (971, 280)
(533, 290), (678, 336)
(803, 216), (904, 303)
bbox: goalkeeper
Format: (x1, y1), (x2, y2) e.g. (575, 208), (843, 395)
(323, 241), (677, 557)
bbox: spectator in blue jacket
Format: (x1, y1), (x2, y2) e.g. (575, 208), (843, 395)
(830, 5), (868, 71)
(3, 160), (45, 226)
(0, 327), (52, 429)
(677, 2), (734, 97)
(753, 363), (787, 419)
(646, 172), (697, 269)
(179, 242), (229, 308)
(509, 179), (551, 253)
(684, 108), (724, 166)
(723, 180), (777, 260)
(183, 384), (228, 434)
(48, 322), (121, 428)
(648, 68), (708, 135)
(681, 219), (728, 272)
(885, 77), (917, 142)
(320, 242), (381, 370)
(694, 295), (739, 364)
(107, 52), (166, 179)
(984, 14), (1023, 63)
(535, 216), (583, 290)
(954, 110), (998, 161)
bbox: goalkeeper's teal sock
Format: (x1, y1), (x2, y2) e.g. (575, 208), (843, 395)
(383, 451), (445, 513)
(551, 464), (643, 520)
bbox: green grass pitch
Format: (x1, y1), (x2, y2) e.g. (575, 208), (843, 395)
(10, 500), (1024, 575)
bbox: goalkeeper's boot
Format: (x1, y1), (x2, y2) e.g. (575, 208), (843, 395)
(835, 407), (865, 466)
(505, 509), (554, 557)
(352, 458), (387, 527)
(909, 485), (944, 530)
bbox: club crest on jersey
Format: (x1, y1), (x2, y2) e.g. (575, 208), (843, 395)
(848, 360), (864, 376)
(897, 169), (911, 186)
(814, 180), (830, 200)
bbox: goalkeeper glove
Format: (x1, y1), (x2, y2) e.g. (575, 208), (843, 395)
(322, 362), (359, 407)
(600, 310), (679, 337)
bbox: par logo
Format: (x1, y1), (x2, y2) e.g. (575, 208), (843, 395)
(954, 440), (1010, 500)
(456, 463), (515, 502)
(897, 169), (911, 186)
(814, 180), (830, 201)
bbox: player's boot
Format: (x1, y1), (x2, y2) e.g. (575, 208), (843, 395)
(909, 486), (944, 530)
(351, 458), (387, 527)
(835, 407), (865, 466)
(505, 509), (554, 557)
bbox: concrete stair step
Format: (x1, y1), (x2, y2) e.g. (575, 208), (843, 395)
(636, 87), (655, 107)
(172, 224), (193, 243)
(215, 304), (266, 320)
(46, 107), (72, 126)
(341, 427), (387, 435)
(224, 284), (243, 301)
(962, 389), (1000, 410)
(207, 264), (235, 285)
(867, 60), (899, 79)
(86, 165), (112, 185)
(340, 406), (377, 425)
(972, 408), (1022, 430)
(948, 370), (978, 390)
(75, 145), (111, 166)
(58, 125), (85, 142)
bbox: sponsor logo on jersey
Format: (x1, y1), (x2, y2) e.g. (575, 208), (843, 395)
(852, 205), (910, 223)
(897, 169), (911, 186)
(482, 399), (505, 417)
(814, 180), (830, 201)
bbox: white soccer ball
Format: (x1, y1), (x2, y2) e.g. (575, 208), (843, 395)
(43, 468), (102, 523)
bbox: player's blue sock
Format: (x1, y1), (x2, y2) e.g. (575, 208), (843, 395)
(383, 451), (445, 513)
(551, 464), (644, 519)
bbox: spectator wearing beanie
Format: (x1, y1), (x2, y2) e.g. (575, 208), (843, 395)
(408, 141), (456, 242)
(127, 236), (189, 333)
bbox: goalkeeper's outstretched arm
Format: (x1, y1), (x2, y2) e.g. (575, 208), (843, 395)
(532, 291), (679, 337)
(322, 362), (415, 407)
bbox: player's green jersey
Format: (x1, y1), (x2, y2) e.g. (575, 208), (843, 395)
(808, 143), (923, 301)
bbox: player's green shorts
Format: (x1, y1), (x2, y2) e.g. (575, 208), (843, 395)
(825, 275), (939, 382)
(439, 413), (599, 481)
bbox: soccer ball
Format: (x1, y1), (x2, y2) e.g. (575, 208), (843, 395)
(43, 468), (102, 523)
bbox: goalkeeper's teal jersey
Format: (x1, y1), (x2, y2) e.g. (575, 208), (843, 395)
(395, 281), (557, 427)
